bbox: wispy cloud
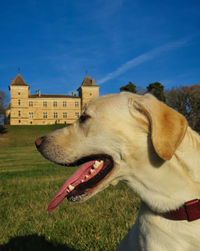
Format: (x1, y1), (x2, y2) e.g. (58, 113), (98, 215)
(98, 38), (189, 84)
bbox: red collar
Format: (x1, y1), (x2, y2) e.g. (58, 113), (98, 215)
(161, 199), (200, 221)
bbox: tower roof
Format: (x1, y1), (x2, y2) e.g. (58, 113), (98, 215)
(77, 75), (99, 92)
(81, 75), (98, 87)
(10, 73), (29, 87)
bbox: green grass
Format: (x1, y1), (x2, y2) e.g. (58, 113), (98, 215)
(0, 125), (66, 147)
(0, 126), (140, 251)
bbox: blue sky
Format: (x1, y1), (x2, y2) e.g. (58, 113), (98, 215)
(0, 0), (200, 100)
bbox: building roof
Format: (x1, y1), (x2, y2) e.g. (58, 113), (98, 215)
(77, 75), (99, 92)
(10, 73), (29, 87)
(9, 73), (98, 97)
(81, 75), (98, 87)
(29, 94), (80, 99)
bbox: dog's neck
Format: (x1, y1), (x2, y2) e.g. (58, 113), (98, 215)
(125, 126), (200, 214)
(175, 127), (200, 184)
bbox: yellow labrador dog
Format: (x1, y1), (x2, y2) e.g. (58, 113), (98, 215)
(36, 92), (200, 251)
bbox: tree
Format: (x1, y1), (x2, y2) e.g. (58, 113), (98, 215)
(120, 82), (137, 93)
(0, 90), (6, 133)
(0, 90), (5, 117)
(146, 82), (165, 102)
(165, 84), (200, 131)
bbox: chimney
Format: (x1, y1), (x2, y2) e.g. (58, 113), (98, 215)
(36, 89), (41, 97)
(72, 92), (76, 96)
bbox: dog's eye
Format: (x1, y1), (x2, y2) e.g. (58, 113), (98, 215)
(79, 114), (91, 124)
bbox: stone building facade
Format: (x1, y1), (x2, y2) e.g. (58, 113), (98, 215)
(6, 73), (99, 125)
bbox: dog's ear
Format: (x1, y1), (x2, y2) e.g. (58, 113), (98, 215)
(129, 94), (188, 160)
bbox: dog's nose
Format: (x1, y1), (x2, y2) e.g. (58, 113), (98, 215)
(35, 136), (45, 148)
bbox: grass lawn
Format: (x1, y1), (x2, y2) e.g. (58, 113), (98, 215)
(0, 125), (140, 251)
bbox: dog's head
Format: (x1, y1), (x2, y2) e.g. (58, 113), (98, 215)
(36, 92), (187, 212)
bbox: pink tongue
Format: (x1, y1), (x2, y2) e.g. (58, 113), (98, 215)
(48, 160), (96, 212)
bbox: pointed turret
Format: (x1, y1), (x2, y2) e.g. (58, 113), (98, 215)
(9, 73), (29, 90)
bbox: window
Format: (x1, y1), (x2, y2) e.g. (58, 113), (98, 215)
(29, 101), (33, 107)
(75, 112), (79, 119)
(63, 112), (67, 118)
(90, 93), (92, 96)
(63, 101), (67, 107)
(18, 92), (21, 95)
(19, 120), (21, 123)
(18, 100), (21, 105)
(53, 101), (57, 107)
(43, 112), (47, 118)
(75, 101), (79, 107)
(54, 112), (58, 118)
(29, 112), (33, 119)
(43, 101), (47, 107)
(18, 111), (21, 117)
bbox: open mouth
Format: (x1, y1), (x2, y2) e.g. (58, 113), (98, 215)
(48, 154), (114, 212)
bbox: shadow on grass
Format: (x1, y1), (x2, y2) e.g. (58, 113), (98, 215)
(0, 234), (78, 251)
(0, 125), (7, 134)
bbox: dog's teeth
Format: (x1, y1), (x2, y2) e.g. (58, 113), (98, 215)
(93, 161), (100, 168)
(85, 175), (89, 178)
(81, 179), (84, 183)
(90, 168), (95, 173)
(93, 160), (103, 169)
(68, 185), (74, 191)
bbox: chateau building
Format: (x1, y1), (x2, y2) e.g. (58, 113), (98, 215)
(5, 73), (99, 125)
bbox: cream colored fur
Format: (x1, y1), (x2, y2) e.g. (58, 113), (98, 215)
(39, 92), (200, 251)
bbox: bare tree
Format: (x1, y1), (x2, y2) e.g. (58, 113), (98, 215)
(0, 90), (5, 115)
(0, 91), (6, 131)
(165, 85), (200, 131)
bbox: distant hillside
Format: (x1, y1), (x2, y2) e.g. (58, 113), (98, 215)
(0, 125), (67, 147)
